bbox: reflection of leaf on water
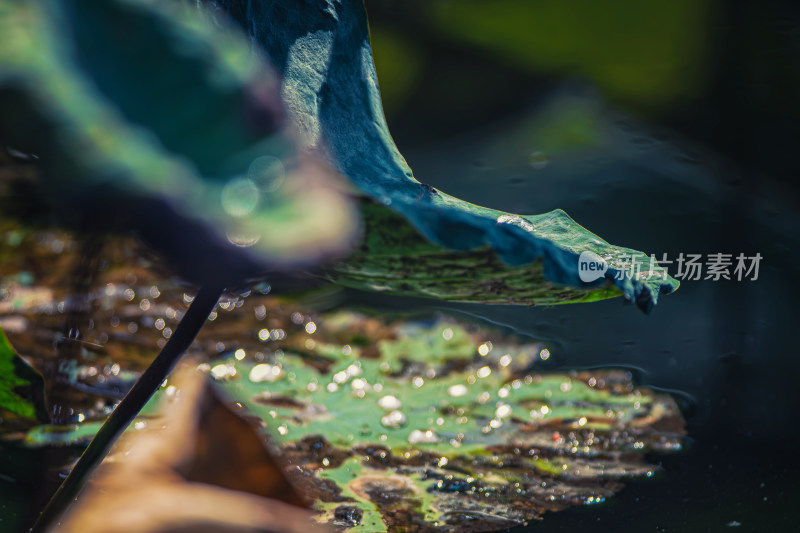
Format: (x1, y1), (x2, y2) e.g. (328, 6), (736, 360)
(55, 369), (323, 533)
(0, 326), (48, 423)
(211, 0), (679, 312)
(207, 312), (686, 532)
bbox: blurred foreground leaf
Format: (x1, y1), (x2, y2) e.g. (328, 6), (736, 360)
(212, 0), (679, 311)
(0, 326), (47, 422)
(0, 0), (357, 287)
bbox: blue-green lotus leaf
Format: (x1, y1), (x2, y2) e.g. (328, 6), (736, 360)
(212, 0), (678, 311)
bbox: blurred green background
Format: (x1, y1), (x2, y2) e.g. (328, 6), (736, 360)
(367, 0), (799, 188)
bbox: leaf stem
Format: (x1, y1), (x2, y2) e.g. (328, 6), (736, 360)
(30, 284), (225, 533)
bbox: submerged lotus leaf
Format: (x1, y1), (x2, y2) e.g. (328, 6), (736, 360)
(208, 313), (686, 532)
(0, 0), (356, 286)
(220, 324), (663, 454)
(211, 0), (679, 311)
(3, 231), (684, 530)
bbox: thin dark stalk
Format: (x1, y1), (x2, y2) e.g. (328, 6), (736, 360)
(30, 284), (225, 533)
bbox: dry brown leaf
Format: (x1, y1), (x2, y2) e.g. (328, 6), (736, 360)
(53, 366), (328, 533)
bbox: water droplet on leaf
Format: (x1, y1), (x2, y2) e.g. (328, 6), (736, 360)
(408, 429), (440, 444)
(381, 410), (407, 429)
